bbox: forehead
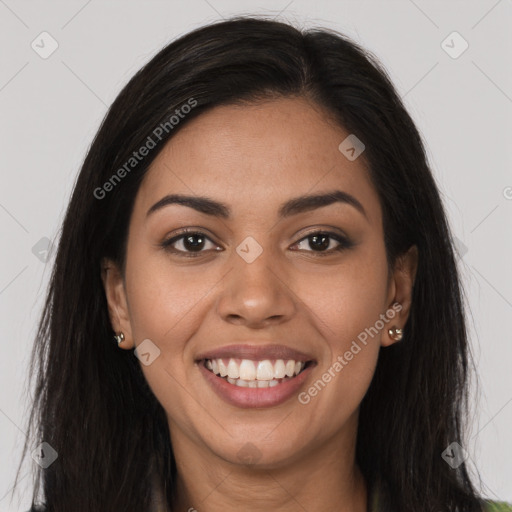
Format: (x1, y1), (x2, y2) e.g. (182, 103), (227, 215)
(135, 96), (381, 226)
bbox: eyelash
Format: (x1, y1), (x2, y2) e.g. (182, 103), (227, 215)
(160, 228), (354, 258)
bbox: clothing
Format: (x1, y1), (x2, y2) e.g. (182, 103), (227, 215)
(484, 502), (512, 512)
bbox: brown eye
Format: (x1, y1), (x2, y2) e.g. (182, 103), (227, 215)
(292, 231), (353, 255)
(161, 231), (220, 257)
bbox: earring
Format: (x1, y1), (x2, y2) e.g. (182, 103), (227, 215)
(388, 326), (403, 341)
(114, 332), (125, 345)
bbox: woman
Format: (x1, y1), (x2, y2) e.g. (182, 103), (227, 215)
(15, 15), (511, 512)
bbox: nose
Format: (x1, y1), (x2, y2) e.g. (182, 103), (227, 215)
(216, 243), (296, 329)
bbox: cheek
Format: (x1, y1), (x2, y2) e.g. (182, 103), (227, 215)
(123, 246), (222, 410)
(292, 243), (387, 407)
(295, 244), (390, 350)
(124, 244), (213, 344)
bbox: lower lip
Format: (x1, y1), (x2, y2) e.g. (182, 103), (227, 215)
(198, 361), (315, 409)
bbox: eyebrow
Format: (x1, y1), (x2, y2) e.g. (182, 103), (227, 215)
(146, 190), (368, 221)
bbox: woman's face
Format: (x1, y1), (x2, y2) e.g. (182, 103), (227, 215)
(103, 96), (417, 469)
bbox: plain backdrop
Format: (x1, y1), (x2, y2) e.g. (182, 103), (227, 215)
(0, 1), (511, 510)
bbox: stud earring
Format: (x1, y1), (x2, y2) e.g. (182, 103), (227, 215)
(114, 332), (125, 345)
(388, 326), (403, 341)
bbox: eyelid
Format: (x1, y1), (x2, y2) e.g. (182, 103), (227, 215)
(160, 228), (220, 256)
(295, 225), (349, 241)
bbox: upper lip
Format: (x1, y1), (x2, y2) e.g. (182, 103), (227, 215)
(196, 344), (316, 362)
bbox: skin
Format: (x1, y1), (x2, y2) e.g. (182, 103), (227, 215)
(102, 96), (418, 512)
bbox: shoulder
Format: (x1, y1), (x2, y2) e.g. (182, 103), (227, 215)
(483, 500), (512, 512)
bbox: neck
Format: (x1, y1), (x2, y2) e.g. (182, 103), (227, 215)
(166, 418), (368, 512)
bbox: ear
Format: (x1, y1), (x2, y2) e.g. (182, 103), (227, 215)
(101, 258), (134, 349)
(382, 244), (418, 347)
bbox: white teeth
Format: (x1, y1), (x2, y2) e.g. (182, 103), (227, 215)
(285, 360), (295, 377)
(226, 376), (291, 387)
(256, 360), (274, 380)
(273, 359), (286, 379)
(239, 360), (256, 380)
(218, 359), (228, 377)
(227, 358), (240, 379)
(205, 357), (308, 384)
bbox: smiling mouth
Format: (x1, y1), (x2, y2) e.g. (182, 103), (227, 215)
(201, 358), (315, 388)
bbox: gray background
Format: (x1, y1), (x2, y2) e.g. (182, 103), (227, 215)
(1, 0), (511, 509)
